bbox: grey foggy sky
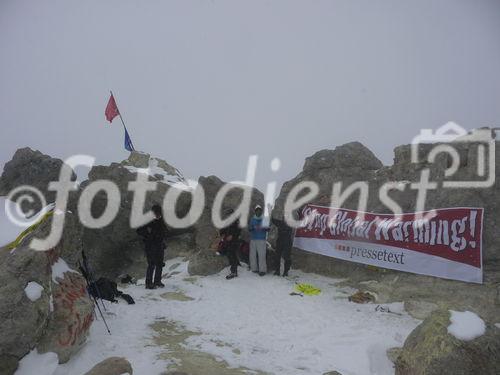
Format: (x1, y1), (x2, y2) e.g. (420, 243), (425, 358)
(1, 0), (500, 191)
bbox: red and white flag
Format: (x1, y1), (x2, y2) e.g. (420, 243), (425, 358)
(105, 94), (119, 123)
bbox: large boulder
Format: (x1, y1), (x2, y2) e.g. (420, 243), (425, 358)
(272, 141), (387, 277)
(36, 266), (94, 363)
(0, 243), (52, 375)
(76, 152), (196, 278)
(0, 212), (93, 374)
(395, 309), (500, 374)
(83, 357), (133, 375)
(165, 232), (196, 260)
(187, 175), (264, 276)
(273, 141), (385, 237)
(303, 142), (383, 171)
(192, 175), (262, 250)
(0, 147), (76, 212)
(187, 249), (228, 276)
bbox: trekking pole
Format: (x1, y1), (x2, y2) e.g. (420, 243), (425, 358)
(81, 250), (108, 312)
(78, 260), (98, 318)
(79, 261), (111, 335)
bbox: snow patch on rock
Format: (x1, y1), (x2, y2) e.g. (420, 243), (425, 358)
(24, 282), (44, 302)
(51, 258), (76, 284)
(123, 157), (190, 189)
(447, 310), (485, 341)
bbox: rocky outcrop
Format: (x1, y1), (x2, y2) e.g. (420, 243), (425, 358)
(76, 151), (195, 278)
(166, 233), (196, 260)
(187, 175), (264, 276)
(0, 212), (93, 374)
(273, 142), (383, 220)
(36, 268), (94, 363)
(272, 135), (500, 320)
(0, 148), (264, 278)
(78, 156), (264, 277)
(192, 175), (262, 250)
(395, 309), (500, 375)
(0, 147), (76, 212)
(274, 137), (500, 270)
(0, 244), (52, 374)
(272, 141), (389, 280)
(187, 249), (228, 276)
(83, 357), (133, 375)
(276, 138), (499, 252)
(0, 148), (197, 278)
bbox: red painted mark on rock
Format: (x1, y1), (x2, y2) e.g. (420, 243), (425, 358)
(53, 271), (94, 347)
(58, 311), (94, 347)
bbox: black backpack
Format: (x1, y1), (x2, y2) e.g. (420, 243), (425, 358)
(88, 277), (135, 305)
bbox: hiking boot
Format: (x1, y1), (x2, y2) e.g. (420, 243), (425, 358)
(226, 273), (238, 280)
(273, 270), (281, 276)
(252, 270), (259, 274)
(259, 272), (266, 277)
(282, 271), (289, 277)
(145, 284), (157, 290)
(154, 281), (165, 288)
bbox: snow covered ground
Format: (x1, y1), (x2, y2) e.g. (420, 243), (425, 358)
(19, 258), (420, 375)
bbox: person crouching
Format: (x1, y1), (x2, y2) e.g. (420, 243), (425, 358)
(137, 205), (167, 289)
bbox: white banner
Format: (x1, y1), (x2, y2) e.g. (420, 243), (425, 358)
(293, 205), (484, 283)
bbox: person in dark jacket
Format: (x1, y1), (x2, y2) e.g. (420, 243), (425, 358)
(219, 213), (242, 280)
(272, 216), (295, 277)
(137, 205), (167, 289)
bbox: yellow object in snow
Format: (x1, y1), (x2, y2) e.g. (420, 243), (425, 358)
(6, 210), (54, 250)
(295, 283), (321, 296)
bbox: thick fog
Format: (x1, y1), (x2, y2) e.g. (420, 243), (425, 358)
(1, 0), (500, 190)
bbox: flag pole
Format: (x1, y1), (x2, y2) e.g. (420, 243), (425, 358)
(110, 90), (136, 151)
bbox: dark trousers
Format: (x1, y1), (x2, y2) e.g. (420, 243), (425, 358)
(275, 244), (291, 274)
(226, 243), (239, 274)
(145, 247), (165, 286)
(146, 262), (163, 285)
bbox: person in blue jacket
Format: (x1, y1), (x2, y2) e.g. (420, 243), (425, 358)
(249, 205), (269, 276)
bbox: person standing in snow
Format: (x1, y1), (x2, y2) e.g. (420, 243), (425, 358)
(219, 210), (242, 280)
(271, 215), (295, 277)
(137, 204), (167, 289)
(249, 205), (269, 276)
